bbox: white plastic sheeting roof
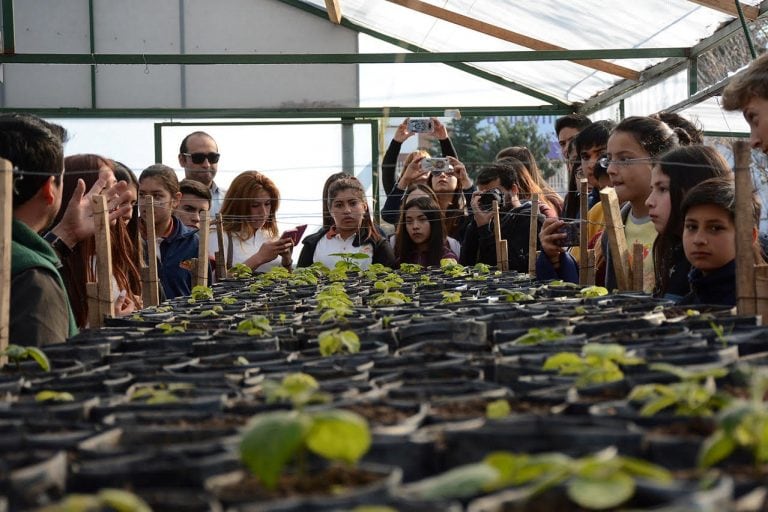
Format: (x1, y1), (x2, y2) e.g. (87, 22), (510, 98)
(300, 0), (759, 112)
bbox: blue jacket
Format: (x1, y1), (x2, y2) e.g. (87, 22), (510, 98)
(148, 217), (209, 299)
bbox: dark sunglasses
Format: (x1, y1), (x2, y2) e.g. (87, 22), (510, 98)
(430, 169), (454, 178)
(183, 152), (220, 164)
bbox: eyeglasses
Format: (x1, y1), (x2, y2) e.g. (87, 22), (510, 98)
(183, 152), (220, 165)
(598, 156), (653, 169)
(430, 169), (455, 178)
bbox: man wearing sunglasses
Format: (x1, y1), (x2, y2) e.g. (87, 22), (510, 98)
(178, 131), (226, 219)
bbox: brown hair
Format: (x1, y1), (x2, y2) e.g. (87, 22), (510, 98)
(321, 172), (351, 229)
(722, 53), (768, 111)
(495, 146), (562, 214)
(327, 176), (381, 242)
(139, 164), (180, 195)
(220, 171), (280, 240)
(58, 154), (142, 327)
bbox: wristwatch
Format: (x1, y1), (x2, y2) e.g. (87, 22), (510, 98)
(43, 231), (73, 259)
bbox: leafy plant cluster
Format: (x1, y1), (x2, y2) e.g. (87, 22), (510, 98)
(543, 343), (643, 388)
(237, 315), (273, 337)
(316, 282), (355, 323)
(405, 446), (671, 510)
(242, 373), (371, 489)
(318, 328), (361, 356)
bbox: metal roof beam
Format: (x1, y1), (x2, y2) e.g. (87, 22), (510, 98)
(0, 105), (574, 119)
(688, 0), (759, 20)
(386, 0), (642, 80)
(0, 49), (688, 65)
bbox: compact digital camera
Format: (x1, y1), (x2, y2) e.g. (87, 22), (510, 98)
(477, 187), (505, 211)
(556, 220), (581, 247)
(407, 118), (434, 133)
(420, 157), (453, 173)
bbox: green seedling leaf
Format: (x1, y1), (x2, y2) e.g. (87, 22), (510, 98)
(542, 352), (583, 372)
(619, 456), (673, 483)
(97, 488), (153, 512)
(579, 285), (608, 298)
(306, 409), (371, 464)
(567, 473), (634, 510)
(240, 410), (309, 489)
(35, 390), (74, 403)
(513, 327), (565, 345)
(698, 429), (735, 468)
(221, 296), (237, 305)
(485, 399), (511, 419)
(25, 346), (50, 372)
(406, 463), (499, 500)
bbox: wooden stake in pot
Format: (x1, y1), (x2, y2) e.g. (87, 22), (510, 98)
(578, 179), (589, 285)
(492, 200), (509, 272)
(141, 196), (160, 307)
(196, 210), (209, 288)
(215, 213), (225, 279)
(528, 193), (539, 277)
(87, 195), (115, 328)
(0, 159), (12, 366)
(631, 242), (644, 292)
(600, 187), (630, 291)
(734, 140), (757, 316)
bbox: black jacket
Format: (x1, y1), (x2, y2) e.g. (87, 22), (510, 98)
(678, 260), (736, 307)
(460, 202), (543, 272)
(297, 227), (396, 268)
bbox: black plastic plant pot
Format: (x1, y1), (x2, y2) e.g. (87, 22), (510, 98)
(338, 399), (428, 436)
(0, 395), (100, 423)
(360, 433), (438, 483)
(134, 487), (223, 512)
(386, 380), (511, 405)
(397, 319), (487, 347)
(439, 415), (644, 472)
(465, 474), (733, 512)
(204, 463), (402, 511)
(0, 450), (67, 510)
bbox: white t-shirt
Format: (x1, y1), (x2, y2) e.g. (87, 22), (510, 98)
(209, 229), (282, 272)
(314, 232), (374, 270)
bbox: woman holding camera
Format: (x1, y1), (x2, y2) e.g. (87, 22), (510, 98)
(381, 117), (474, 226)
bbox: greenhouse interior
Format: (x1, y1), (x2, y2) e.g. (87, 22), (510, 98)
(2, 0), (768, 510)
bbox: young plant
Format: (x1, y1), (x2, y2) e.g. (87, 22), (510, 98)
(316, 283), (354, 323)
(241, 373), (371, 489)
(35, 390), (75, 403)
(156, 320), (189, 335)
(399, 263), (422, 275)
(330, 252), (369, 273)
(486, 399), (511, 419)
(441, 291), (462, 304)
(128, 382), (194, 404)
(498, 288), (534, 302)
(628, 363), (730, 417)
(318, 328), (361, 356)
(440, 258), (466, 278)
(698, 369), (768, 470)
(543, 343), (644, 388)
(236, 315), (273, 336)
(187, 285), (214, 303)
(37, 489), (151, 512)
(1, 344), (50, 372)
(512, 327), (566, 345)
(404, 447), (671, 510)
(370, 276), (411, 306)
(228, 262), (253, 279)
(579, 285), (609, 298)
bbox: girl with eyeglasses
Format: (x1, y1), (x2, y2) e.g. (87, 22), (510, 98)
(537, 116), (679, 291)
(645, 146), (732, 300)
(213, 171), (294, 273)
(298, 176), (395, 269)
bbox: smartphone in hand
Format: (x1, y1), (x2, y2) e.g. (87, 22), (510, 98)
(280, 224), (307, 245)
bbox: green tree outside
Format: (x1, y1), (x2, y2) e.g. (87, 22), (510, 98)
(434, 116), (557, 179)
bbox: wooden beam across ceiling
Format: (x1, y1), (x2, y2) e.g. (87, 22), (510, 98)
(688, 0), (759, 20)
(386, 0), (641, 80)
(324, 0), (342, 24)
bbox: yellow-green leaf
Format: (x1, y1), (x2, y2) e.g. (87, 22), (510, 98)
(306, 409), (371, 464)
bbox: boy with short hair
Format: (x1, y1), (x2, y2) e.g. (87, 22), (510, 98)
(177, 178), (212, 230)
(678, 177), (762, 306)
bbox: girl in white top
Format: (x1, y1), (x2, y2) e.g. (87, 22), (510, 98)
(211, 171), (293, 273)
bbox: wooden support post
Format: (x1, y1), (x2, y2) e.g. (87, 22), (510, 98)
(492, 200), (508, 271)
(586, 249), (596, 286)
(631, 242), (644, 292)
(215, 213), (226, 279)
(528, 193), (539, 278)
(196, 211), (209, 288)
(578, 179), (589, 285)
(599, 187), (630, 291)
(755, 263), (768, 322)
(90, 195), (115, 327)
(734, 140), (757, 315)
(0, 159), (12, 366)
(141, 196), (160, 307)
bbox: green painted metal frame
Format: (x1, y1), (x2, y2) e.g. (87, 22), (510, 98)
(153, 118), (383, 217)
(0, 48), (689, 65)
(1, 0), (13, 54)
(0, 105), (573, 119)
